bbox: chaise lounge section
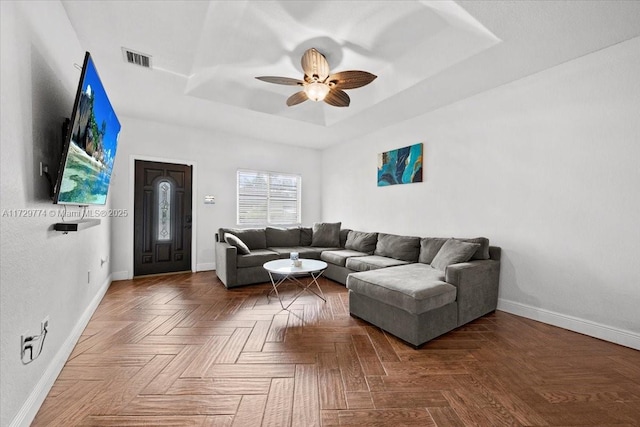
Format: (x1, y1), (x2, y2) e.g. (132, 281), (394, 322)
(346, 242), (501, 346)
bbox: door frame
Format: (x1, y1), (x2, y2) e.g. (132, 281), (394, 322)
(126, 154), (197, 279)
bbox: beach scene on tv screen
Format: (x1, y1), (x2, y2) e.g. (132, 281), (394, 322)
(58, 56), (120, 205)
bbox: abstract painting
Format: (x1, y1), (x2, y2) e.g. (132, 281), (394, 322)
(377, 143), (423, 186)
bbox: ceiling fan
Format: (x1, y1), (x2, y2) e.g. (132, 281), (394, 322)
(256, 48), (377, 107)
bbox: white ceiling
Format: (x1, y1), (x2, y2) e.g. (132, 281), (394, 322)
(61, 0), (640, 149)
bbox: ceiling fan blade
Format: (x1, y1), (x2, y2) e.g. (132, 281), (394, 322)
(327, 70), (377, 90)
(286, 91), (308, 106)
(255, 76), (304, 86)
(324, 88), (350, 107)
(301, 48), (330, 82)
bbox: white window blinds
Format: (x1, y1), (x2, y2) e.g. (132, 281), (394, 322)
(237, 170), (301, 225)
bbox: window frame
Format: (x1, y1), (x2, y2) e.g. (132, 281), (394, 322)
(236, 169), (302, 226)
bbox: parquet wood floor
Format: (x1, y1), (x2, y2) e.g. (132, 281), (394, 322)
(33, 272), (640, 426)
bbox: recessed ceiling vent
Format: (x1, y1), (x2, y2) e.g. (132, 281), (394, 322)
(122, 47), (152, 68)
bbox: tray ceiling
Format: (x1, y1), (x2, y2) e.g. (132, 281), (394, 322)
(62, 0), (640, 148)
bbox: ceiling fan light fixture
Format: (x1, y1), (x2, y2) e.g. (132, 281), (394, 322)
(304, 81), (330, 102)
(255, 48), (376, 107)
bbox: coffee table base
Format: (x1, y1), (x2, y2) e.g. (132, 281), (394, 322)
(267, 270), (326, 310)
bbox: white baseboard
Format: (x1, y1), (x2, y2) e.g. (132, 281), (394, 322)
(113, 266), (214, 279)
(10, 275), (112, 427)
(497, 298), (640, 350)
(196, 262), (215, 272)
(111, 270), (130, 281)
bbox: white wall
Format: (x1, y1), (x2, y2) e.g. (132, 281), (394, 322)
(0, 2), (113, 426)
(109, 116), (323, 278)
(322, 37), (640, 348)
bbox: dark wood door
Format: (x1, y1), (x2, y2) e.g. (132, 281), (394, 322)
(134, 160), (192, 276)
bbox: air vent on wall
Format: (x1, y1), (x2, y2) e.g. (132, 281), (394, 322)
(122, 47), (152, 68)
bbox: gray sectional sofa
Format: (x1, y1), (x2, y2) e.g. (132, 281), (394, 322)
(215, 223), (501, 347)
(215, 223), (349, 288)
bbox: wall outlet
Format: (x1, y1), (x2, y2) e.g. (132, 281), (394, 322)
(21, 317), (49, 364)
(21, 333), (31, 360)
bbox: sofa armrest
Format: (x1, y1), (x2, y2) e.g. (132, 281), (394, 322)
(445, 259), (500, 326)
(215, 241), (238, 288)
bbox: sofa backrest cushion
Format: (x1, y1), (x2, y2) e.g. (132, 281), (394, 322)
(225, 234), (250, 255)
(418, 237), (449, 264)
(456, 237), (490, 260)
(374, 233), (420, 262)
(311, 222), (341, 247)
(299, 227), (313, 246)
(340, 228), (351, 248)
(431, 238), (480, 271)
(220, 228), (267, 250)
(266, 227), (300, 247)
(419, 236), (490, 263)
(345, 231), (378, 254)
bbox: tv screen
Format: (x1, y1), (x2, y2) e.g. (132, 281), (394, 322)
(54, 52), (120, 205)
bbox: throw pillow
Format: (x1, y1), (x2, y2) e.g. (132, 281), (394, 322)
(431, 238), (480, 271)
(311, 222), (341, 247)
(220, 227), (267, 250)
(225, 234), (250, 255)
(345, 231), (378, 254)
(374, 233), (420, 262)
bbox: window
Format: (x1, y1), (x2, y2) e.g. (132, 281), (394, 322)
(237, 170), (301, 225)
(157, 180), (172, 240)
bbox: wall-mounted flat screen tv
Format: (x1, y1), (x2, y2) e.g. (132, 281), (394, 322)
(54, 52), (120, 205)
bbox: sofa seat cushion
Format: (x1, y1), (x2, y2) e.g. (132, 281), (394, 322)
(268, 246), (339, 260)
(346, 263), (456, 315)
(345, 255), (409, 272)
(237, 249), (280, 268)
(321, 249), (369, 267)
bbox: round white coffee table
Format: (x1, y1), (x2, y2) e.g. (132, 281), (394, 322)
(263, 259), (327, 310)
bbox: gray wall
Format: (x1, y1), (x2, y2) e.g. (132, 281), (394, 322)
(1, 2), (113, 426)
(322, 37), (640, 346)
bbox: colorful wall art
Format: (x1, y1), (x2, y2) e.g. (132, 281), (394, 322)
(377, 143), (423, 186)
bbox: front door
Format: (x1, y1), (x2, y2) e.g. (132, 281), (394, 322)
(134, 160), (192, 276)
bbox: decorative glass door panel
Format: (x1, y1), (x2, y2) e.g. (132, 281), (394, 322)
(157, 180), (172, 241)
